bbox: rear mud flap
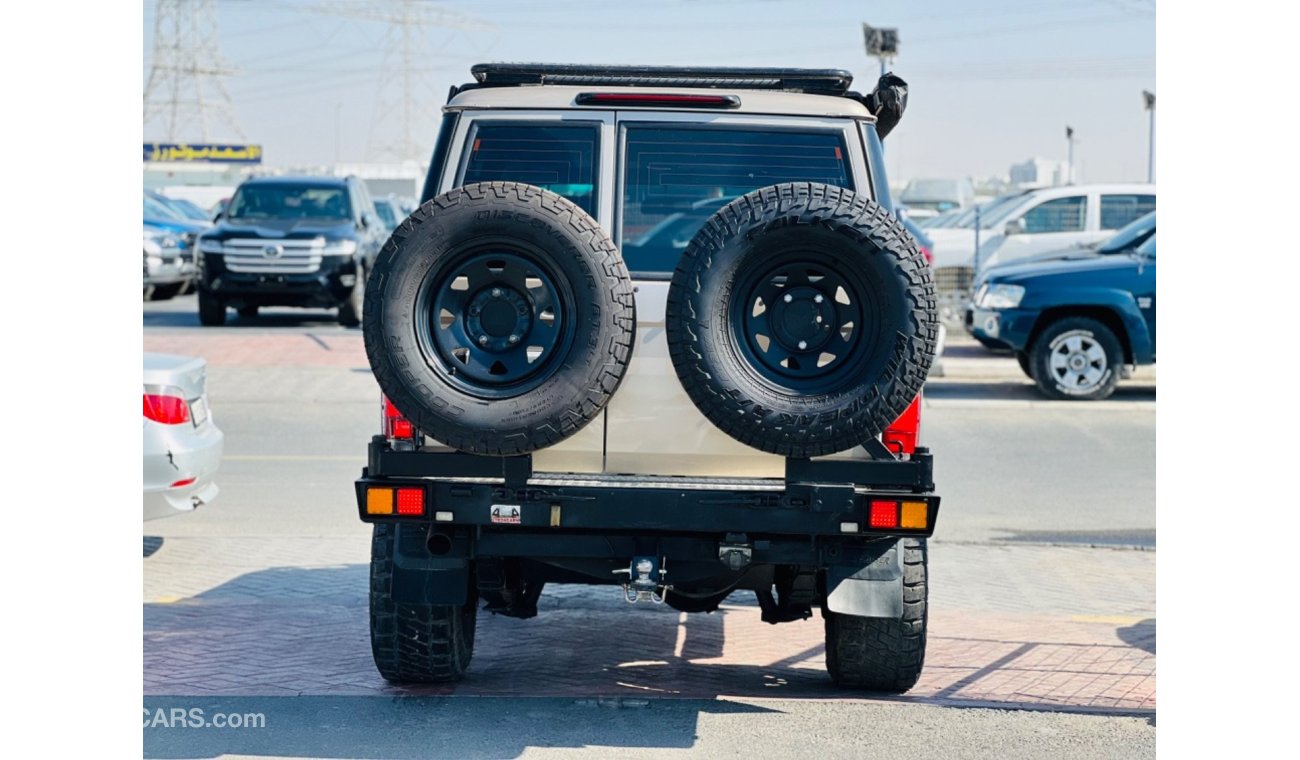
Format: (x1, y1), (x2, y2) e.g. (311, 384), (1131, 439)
(391, 524), (469, 605)
(824, 539), (904, 619)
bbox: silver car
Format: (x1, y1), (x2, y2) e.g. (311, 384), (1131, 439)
(143, 353), (223, 520)
(143, 226), (196, 301)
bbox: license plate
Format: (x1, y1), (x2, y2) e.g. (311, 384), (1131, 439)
(190, 396), (209, 427)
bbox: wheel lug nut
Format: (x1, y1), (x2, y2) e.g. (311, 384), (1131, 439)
(814, 294), (824, 303)
(492, 288), (502, 298)
(478, 336), (489, 346)
(508, 335), (519, 344)
(783, 293), (793, 303)
(798, 340), (808, 350)
(815, 316), (823, 323)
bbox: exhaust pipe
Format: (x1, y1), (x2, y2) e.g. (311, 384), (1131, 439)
(426, 530), (453, 556)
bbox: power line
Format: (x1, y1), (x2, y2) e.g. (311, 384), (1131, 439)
(309, 1), (495, 162)
(143, 0), (245, 141)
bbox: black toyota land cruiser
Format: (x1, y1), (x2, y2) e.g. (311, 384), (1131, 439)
(195, 175), (386, 326)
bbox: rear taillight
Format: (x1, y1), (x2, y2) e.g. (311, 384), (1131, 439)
(382, 395), (415, 440)
(143, 388), (191, 425)
(921, 246), (933, 266)
(883, 394), (922, 456)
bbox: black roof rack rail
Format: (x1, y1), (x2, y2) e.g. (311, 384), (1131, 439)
(468, 63), (855, 96)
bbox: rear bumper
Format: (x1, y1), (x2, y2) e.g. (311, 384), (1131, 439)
(143, 420), (224, 520)
(355, 440), (939, 543)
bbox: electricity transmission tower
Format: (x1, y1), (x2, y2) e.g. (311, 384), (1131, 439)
(313, 1), (492, 162)
(143, 0), (245, 142)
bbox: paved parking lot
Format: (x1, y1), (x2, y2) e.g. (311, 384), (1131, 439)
(143, 299), (1155, 756)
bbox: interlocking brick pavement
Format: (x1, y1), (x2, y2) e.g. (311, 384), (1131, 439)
(145, 332), (367, 368)
(143, 536), (1155, 712)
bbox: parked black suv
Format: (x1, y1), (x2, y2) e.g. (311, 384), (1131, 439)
(195, 175), (385, 326)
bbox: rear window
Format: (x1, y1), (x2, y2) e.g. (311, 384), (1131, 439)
(460, 123), (599, 215)
(620, 126), (853, 276)
(1100, 194), (1156, 230)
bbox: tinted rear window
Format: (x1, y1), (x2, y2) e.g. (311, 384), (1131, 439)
(620, 126), (853, 275)
(460, 123), (599, 215)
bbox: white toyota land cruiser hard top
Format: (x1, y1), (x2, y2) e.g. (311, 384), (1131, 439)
(355, 63), (940, 692)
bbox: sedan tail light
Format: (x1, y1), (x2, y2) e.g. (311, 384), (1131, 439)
(143, 387), (191, 425)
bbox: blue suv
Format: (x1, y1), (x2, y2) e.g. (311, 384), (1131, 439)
(967, 217), (1155, 400)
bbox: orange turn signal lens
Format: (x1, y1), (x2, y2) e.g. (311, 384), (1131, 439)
(901, 501), (928, 530)
(366, 487), (394, 515)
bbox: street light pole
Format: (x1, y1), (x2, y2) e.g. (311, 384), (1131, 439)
(1143, 90), (1156, 183)
(1066, 125), (1075, 185)
(862, 23), (899, 153)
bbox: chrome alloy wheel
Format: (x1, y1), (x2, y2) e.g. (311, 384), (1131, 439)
(1047, 329), (1109, 391)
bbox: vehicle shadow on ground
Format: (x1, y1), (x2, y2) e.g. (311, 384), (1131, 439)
(143, 305), (347, 330)
(1117, 618), (1156, 654)
(924, 380), (1156, 403)
(144, 565), (1153, 758)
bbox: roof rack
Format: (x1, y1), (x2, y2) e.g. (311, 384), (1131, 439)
(468, 63), (855, 96)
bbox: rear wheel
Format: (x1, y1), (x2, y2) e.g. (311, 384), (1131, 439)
(197, 289), (226, 326)
(824, 538), (928, 692)
(1030, 317), (1122, 400)
(369, 523), (477, 683)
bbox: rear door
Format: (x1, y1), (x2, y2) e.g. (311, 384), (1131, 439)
(605, 114), (871, 477)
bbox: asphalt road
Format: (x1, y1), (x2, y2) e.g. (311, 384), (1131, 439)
(143, 297), (1156, 758)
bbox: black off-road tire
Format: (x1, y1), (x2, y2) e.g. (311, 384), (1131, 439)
(338, 264), (364, 327)
(824, 537), (928, 692)
(197, 289), (226, 326)
(369, 523), (477, 684)
(1029, 316), (1123, 401)
(237, 305), (259, 318)
(364, 182), (635, 455)
(1017, 352), (1033, 379)
(149, 283), (183, 301)
(666, 183), (938, 457)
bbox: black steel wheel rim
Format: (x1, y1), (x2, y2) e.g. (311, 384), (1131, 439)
(730, 255), (873, 395)
(415, 246), (572, 398)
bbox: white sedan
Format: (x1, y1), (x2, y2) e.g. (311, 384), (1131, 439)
(143, 353), (223, 520)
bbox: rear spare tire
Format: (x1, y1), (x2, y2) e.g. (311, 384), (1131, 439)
(666, 183), (938, 458)
(364, 182), (636, 455)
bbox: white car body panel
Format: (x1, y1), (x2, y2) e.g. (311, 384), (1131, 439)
(143, 353), (224, 520)
(925, 184), (1155, 271)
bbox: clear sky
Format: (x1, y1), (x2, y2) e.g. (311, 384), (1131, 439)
(143, 0), (1156, 185)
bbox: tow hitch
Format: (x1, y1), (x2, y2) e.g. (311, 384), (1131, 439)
(614, 556), (670, 604)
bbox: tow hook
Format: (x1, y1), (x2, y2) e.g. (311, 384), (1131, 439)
(718, 533), (753, 571)
(613, 556), (669, 604)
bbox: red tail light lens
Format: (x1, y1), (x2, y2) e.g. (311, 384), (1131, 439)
(144, 391), (191, 425)
(921, 246), (934, 266)
(869, 500), (899, 529)
(883, 394), (922, 455)
(396, 487), (425, 516)
(383, 396), (415, 440)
